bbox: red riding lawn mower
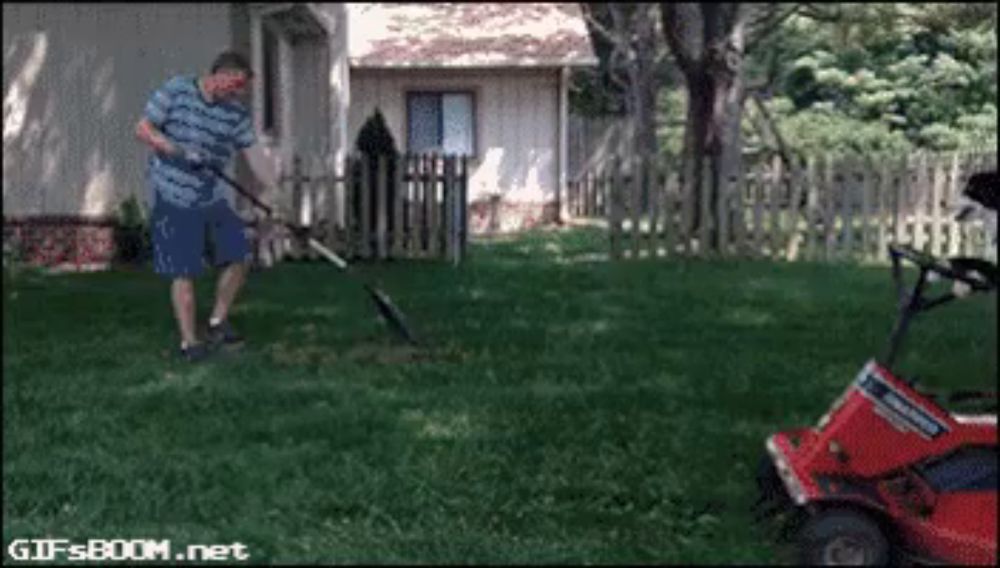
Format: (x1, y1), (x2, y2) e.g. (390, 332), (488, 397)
(754, 172), (998, 566)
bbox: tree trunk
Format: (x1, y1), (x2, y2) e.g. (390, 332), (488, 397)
(678, 62), (743, 244)
(661, 3), (748, 249)
(608, 3), (661, 211)
(632, 5), (661, 211)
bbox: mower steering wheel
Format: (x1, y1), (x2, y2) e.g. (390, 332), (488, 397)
(889, 245), (996, 291)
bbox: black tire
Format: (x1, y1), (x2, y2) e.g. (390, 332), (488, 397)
(756, 453), (785, 501)
(798, 508), (891, 566)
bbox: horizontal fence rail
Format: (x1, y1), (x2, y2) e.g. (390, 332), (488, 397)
(567, 150), (997, 264)
(247, 152), (468, 266)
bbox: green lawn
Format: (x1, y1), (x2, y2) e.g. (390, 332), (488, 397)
(3, 228), (996, 564)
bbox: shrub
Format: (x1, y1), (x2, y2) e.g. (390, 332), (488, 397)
(114, 195), (151, 265)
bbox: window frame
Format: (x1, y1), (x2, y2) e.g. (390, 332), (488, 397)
(404, 89), (478, 158)
(261, 22), (281, 138)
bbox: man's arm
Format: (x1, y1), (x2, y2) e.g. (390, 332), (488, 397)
(135, 117), (178, 157)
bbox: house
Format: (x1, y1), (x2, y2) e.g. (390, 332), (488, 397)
(2, 3), (597, 268)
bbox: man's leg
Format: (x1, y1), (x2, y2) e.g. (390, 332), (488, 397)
(151, 194), (208, 358)
(171, 277), (199, 347)
(206, 200), (252, 347)
(210, 261), (246, 325)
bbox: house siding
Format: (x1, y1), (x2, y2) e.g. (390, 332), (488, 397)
(3, 3), (240, 266)
(3, 3), (239, 218)
(349, 67), (561, 233)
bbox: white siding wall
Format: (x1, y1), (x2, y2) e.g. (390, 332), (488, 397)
(349, 68), (560, 207)
(3, 3), (235, 217)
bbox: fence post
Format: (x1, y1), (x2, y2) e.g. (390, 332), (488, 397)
(823, 153), (837, 262)
(717, 162), (731, 257)
(840, 157), (856, 262)
(769, 154), (782, 259)
(893, 155), (906, 252)
(913, 152), (928, 252)
(947, 152), (962, 257)
(288, 154), (305, 259)
(698, 159), (711, 257)
(649, 154), (661, 258)
(960, 152), (975, 257)
(785, 158), (804, 262)
(860, 157), (873, 262)
(360, 152), (372, 259)
(609, 155), (623, 260)
(748, 164), (767, 257)
(930, 154), (945, 257)
(460, 155), (469, 261)
(375, 154), (388, 259)
(443, 156), (455, 263)
(876, 157), (889, 261)
(452, 156), (463, 265)
(393, 153), (404, 258)
(426, 154), (441, 256)
(409, 155), (422, 256)
(405, 154), (415, 255)
(802, 156), (817, 261)
(326, 154), (341, 251)
(305, 155), (320, 260)
(586, 170), (594, 216)
(342, 155), (354, 258)
(631, 156), (642, 259)
(596, 164), (604, 217)
(664, 169), (677, 258)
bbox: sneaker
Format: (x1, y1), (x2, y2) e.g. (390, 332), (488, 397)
(207, 319), (245, 350)
(179, 342), (212, 363)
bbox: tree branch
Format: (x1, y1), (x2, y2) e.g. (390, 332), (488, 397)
(750, 91), (795, 166)
(797, 3), (870, 24)
(745, 4), (801, 55)
(581, 4), (625, 49)
(607, 3), (634, 59)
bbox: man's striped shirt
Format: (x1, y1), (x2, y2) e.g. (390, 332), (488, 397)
(143, 75), (255, 208)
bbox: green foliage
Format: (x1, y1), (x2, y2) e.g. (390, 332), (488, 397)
(352, 109), (401, 235)
(757, 4), (998, 153)
(354, 108), (399, 156)
(656, 89), (686, 160)
(564, 3), (998, 163)
(114, 194), (151, 265)
(766, 101), (914, 158)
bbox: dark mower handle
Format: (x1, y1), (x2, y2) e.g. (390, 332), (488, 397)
(883, 244), (997, 370)
(889, 244), (997, 293)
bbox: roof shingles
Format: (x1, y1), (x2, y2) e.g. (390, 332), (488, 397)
(348, 3), (598, 68)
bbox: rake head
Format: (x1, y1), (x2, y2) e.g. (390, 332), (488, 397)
(364, 283), (420, 346)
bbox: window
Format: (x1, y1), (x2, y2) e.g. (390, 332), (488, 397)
(406, 91), (475, 156)
(262, 24), (281, 136)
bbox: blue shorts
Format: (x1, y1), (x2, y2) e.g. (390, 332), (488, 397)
(150, 197), (250, 279)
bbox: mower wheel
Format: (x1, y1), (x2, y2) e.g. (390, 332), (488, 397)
(798, 507), (891, 566)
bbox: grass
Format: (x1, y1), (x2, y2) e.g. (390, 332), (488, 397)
(3, 227), (996, 564)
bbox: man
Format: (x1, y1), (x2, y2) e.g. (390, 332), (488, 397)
(135, 50), (277, 362)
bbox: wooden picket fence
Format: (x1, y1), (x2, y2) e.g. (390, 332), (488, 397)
(567, 150), (997, 263)
(252, 152), (468, 265)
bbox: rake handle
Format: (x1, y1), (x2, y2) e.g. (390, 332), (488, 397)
(210, 168), (349, 271)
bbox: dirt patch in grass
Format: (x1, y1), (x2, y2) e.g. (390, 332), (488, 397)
(263, 340), (469, 367)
